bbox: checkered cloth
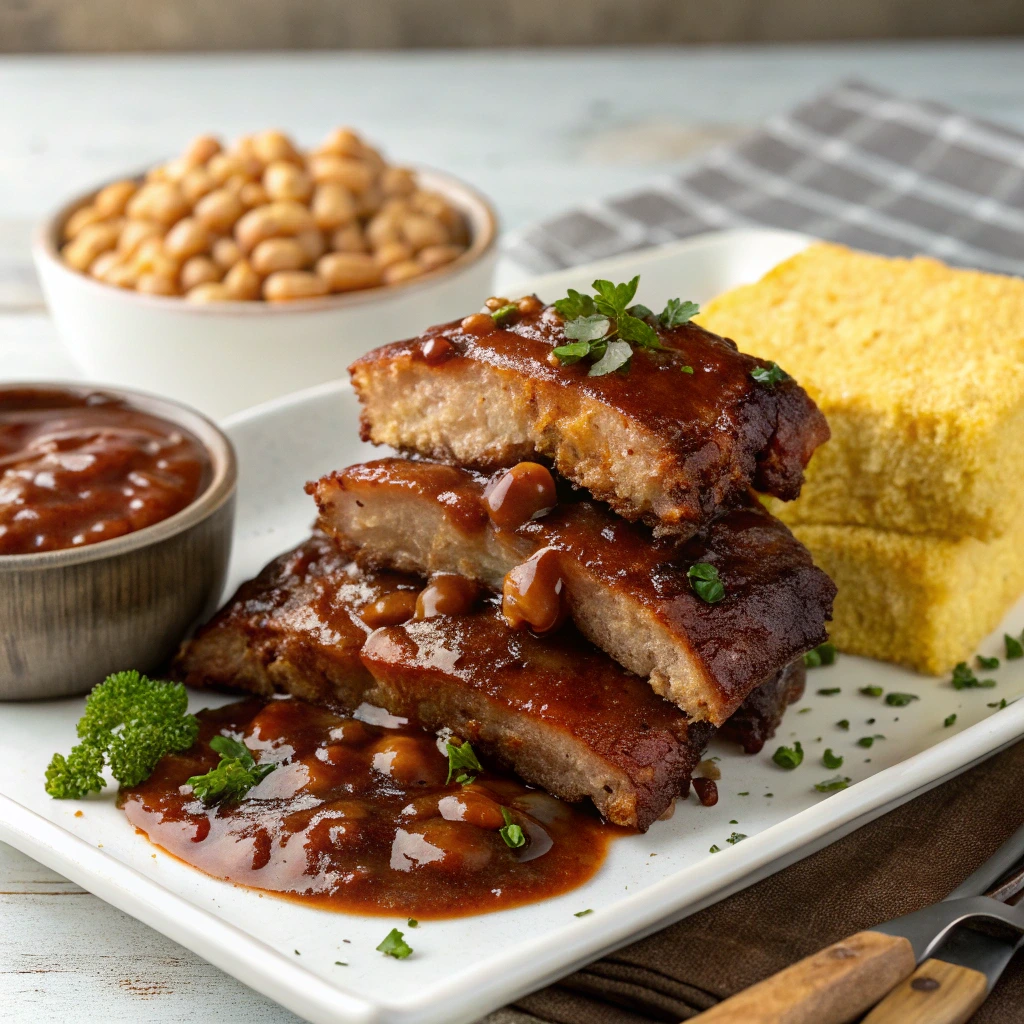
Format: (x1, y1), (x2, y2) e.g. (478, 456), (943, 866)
(504, 80), (1024, 277)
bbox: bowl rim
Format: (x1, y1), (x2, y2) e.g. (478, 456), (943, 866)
(33, 163), (500, 315)
(0, 381), (237, 570)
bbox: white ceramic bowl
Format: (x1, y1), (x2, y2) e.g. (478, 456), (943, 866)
(33, 167), (499, 420)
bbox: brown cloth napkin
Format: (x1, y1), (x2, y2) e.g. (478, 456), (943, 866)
(483, 739), (1024, 1024)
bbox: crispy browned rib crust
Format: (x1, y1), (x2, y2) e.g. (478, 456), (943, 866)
(172, 535), (803, 830)
(349, 303), (829, 538)
(311, 459), (834, 725)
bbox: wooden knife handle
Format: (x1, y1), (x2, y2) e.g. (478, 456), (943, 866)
(860, 958), (988, 1024)
(690, 930), (915, 1024)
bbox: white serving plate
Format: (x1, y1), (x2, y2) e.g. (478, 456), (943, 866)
(3, 228), (1023, 1024)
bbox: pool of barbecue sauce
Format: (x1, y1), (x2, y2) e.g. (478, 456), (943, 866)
(120, 698), (620, 918)
(0, 386), (210, 555)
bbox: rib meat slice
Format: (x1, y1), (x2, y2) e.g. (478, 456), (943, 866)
(349, 301), (829, 537)
(311, 459), (834, 725)
(173, 534), (805, 830)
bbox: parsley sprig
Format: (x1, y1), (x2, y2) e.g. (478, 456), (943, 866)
(499, 807), (527, 849)
(552, 277), (698, 376)
(377, 928), (413, 960)
(445, 739), (483, 785)
(187, 735), (276, 805)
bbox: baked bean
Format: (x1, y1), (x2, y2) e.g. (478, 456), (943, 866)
(94, 180), (137, 217)
(311, 182), (357, 231)
(180, 166), (216, 205)
(262, 270), (329, 302)
(316, 252), (381, 292)
(61, 222), (120, 270)
(183, 134), (221, 167)
(485, 462), (557, 530)
(382, 259), (424, 285)
(105, 262), (141, 289)
(136, 272), (178, 296)
(355, 184), (384, 219)
(211, 235), (243, 269)
(484, 296), (511, 311)
(88, 250), (121, 279)
(179, 255), (222, 291)
(437, 788), (507, 830)
(374, 240), (413, 269)
(185, 282), (233, 302)
(263, 160), (313, 203)
(359, 589), (418, 627)
(414, 574), (481, 619)
(193, 188), (246, 233)
(502, 547), (568, 634)
(329, 223), (367, 253)
(294, 228), (325, 264)
(132, 238), (179, 279)
(160, 157), (190, 183)
(252, 129), (302, 166)
(418, 243), (463, 271)
(251, 237), (308, 275)
(222, 259), (261, 300)
(308, 153), (374, 193)
(369, 736), (446, 787)
(117, 219), (164, 256)
(517, 294), (544, 315)
(63, 204), (107, 241)
(365, 212), (402, 248)
(238, 181), (270, 208)
(380, 166), (416, 197)
(207, 153), (250, 185)
(401, 213), (449, 251)
(235, 201), (315, 251)
(126, 182), (190, 225)
(461, 312), (494, 335)
(407, 818), (493, 873)
(317, 127), (363, 157)
(163, 217), (211, 260)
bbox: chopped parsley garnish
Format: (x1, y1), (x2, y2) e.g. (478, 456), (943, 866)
(687, 562), (725, 604)
(803, 642), (837, 668)
(407, 918), (418, 928)
(944, 713), (957, 727)
(377, 929), (413, 960)
(836, 719), (850, 730)
(750, 361), (790, 388)
(491, 303), (518, 322)
(552, 277), (697, 377)
(499, 807), (526, 849)
(729, 819), (738, 824)
(772, 741), (804, 770)
(1005, 634), (1024, 660)
(978, 655), (1001, 670)
(815, 776), (851, 792)
(709, 844), (721, 853)
(822, 749), (844, 769)
(859, 686), (883, 698)
(951, 662), (996, 690)
(989, 698), (1009, 709)
(335, 961), (348, 966)
(45, 671), (199, 799)
(726, 832), (747, 845)
(187, 734), (276, 805)
(574, 909), (594, 917)
(817, 687), (841, 696)
(680, 364), (694, 374)
(857, 735), (885, 749)
(885, 692), (918, 707)
(445, 739), (482, 784)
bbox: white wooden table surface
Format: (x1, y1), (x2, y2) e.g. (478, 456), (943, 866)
(4, 41), (1024, 1024)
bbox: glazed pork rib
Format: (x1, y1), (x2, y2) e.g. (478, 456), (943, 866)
(311, 459), (835, 725)
(349, 300), (829, 538)
(174, 534), (804, 830)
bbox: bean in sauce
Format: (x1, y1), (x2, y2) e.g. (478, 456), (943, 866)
(0, 386), (210, 555)
(502, 546), (568, 635)
(120, 697), (616, 918)
(414, 573), (481, 619)
(484, 461), (557, 531)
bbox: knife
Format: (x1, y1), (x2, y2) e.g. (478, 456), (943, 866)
(691, 822), (1024, 1024)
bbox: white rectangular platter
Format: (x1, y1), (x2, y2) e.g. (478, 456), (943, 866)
(3, 229), (1023, 1024)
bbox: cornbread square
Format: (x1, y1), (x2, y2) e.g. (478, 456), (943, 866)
(699, 243), (1024, 540)
(791, 515), (1024, 675)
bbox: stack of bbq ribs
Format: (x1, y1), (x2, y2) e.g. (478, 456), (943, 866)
(176, 290), (836, 832)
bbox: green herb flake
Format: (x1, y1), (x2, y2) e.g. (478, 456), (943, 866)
(737, 791), (749, 796)
(680, 364), (695, 374)
(817, 687), (842, 696)
(804, 642), (837, 669)
(822, 749), (844, 770)
(45, 671), (199, 800)
(977, 655), (1001, 670)
(726, 832), (747, 845)
(491, 303), (518, 322)
(1005, 634), (1024, 660)
(836, 719), (850, 731)
(944, 713), (957, 727)
(798, 707), (812, 714)
(499, 806), (526, 849)
(407, 918), (418, 928)
(445, 740), (482, 784)
(856, 734), (885, 749)
(335, 961), (348, 966)
(574, 909), (594, 918)
(951, 662), (997, 690)
(377, 929), (413, 960)
(859, 686), (883, 698)
(687, 562), (725, 604)
(885, 692), (919, 706)
(709, 844), (721, 853)
(660, 298), (700, 328)
(750, 361), (790, 388)
(729, 819), (738, 824)
(815, 776), (851, 792)
(772, 741), (804, 770)
(187, 733), (277, 805)
(988, 698), (1009, 709)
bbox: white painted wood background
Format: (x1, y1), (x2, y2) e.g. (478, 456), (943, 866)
(3, 42), (1024, 1024)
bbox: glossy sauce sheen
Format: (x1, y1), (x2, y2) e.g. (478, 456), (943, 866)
(0, 386), (209, 555)
(120, 698), (617, 917)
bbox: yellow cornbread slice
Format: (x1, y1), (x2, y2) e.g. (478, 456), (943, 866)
(791, 516), (1024, 675)
(699, 243), (1024, 540)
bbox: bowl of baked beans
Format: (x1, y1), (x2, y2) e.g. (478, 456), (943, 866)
(0, 382), (236, 700)
(33, 128), (498, 419)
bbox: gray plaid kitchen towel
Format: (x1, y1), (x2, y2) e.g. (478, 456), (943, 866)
(504, 79), (1024, 277)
